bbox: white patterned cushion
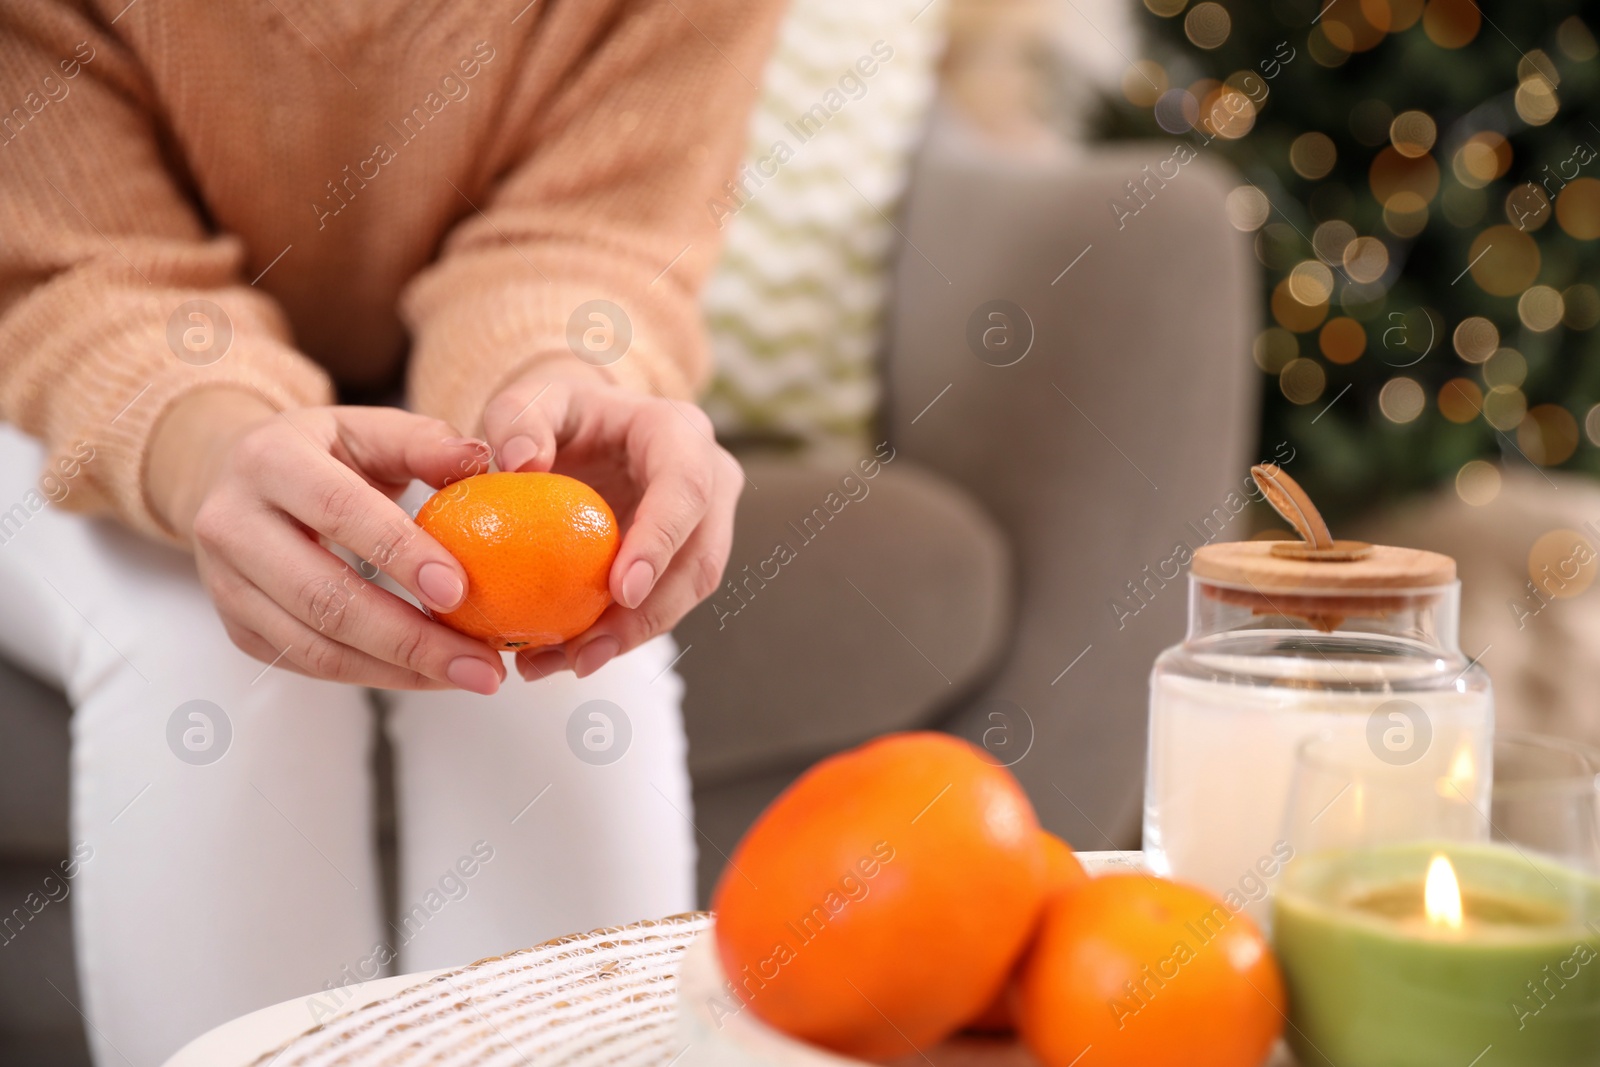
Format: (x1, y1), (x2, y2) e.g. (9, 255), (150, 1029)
(701, 0), (945, 453)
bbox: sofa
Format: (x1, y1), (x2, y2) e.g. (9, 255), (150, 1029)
(0, 120), (1257, 1062)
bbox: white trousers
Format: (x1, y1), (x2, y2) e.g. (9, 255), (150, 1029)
(0, 425), (696, 1067)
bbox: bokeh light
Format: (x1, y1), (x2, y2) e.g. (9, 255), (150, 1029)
(1482, 384), (1528, 431)
(1526, 529), (1597, 598)
(1452, 133), (1511, 189)
(1422, 0), (1480, 48)
(1438, 378), (1483, 423)
(1468, 226), (1540, 296)
(1377, 0), (1425, 32)
(1189, 77), (1220, 104)
(1504, 184), (1551, 231)
(1201, 86), (1256, 139)
(1563, 284), (1600, 329)
(1256, 223), (1303, 270)
(1383, 192), (1429, 237)
(1289, 260), (1335, 305)
(1483, 347), (1527, 389)
(1455, 460), (1501, 506)
(1518, 405), (1579, 466)
(1291, 133), (1338, 180)
(1370, 148), (1440, 206)
(1279, 358), (1327, 404)
(1320, 317), (1366, 364)
(1324, 1), (1389, 52)
(1308, 25), (1351, 68)
(1514, 76), (1560, 126)
(1556, 178), (1600, 239)
(1517, 51), (1561, 87)
(1153, 89), (1199, 133)
(1389, 111), (1437, 158)
(1122, 61), (1169, 107)
(1226, 185), (1271, 231)
(1137, 0), (1600, 505)
(1379, 377), (1426, 423)
(1185, 2), (1232, 48)
(1272, 278), (1330, 332)
(1342, 236), (1390, 283)
(1313, 219), (1357, 263)
(1453, 317), (1499, 363)
(1518, 286), (1564, 332)
(1557, 16), (1598, 61)
(1254, 327), (1299, 373)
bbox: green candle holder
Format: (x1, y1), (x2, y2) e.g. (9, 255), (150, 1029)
(1275, 732), (1600, 1067)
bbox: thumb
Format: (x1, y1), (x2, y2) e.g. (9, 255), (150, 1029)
(330, 407), (492, 491)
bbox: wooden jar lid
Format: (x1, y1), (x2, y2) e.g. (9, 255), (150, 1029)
(1196, 465), (1459, 630)
(1192, 539), (1457, 593)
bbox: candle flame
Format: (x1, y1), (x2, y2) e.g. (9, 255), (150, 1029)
(1424, 853), (1464, 930)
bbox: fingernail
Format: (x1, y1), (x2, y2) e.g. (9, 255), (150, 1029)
(573, 636), (620, 679)
(620, 560), (655, 609)
(447, 656), (501, 695)
(521, 648), (568, 680)
(443, 436), (488, 450)
(500, 435), (538, 472)
(417, 562), (465, 611)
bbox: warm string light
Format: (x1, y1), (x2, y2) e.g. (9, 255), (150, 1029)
(1134, 3), (1600, 488)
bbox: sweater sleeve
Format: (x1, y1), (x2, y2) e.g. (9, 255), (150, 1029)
(402, 0), (783, 434)
(0, 7), (334, 543)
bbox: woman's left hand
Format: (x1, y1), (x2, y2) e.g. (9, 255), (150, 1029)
(480, 362), (742, 680)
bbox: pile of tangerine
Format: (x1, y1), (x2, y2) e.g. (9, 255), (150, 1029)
(713, 733), (1285, 1067)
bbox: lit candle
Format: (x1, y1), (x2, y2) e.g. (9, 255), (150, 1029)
(1274, 842), (1600, 1066)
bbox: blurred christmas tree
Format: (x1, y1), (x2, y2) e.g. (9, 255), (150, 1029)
(1104, 0), (1600, 521)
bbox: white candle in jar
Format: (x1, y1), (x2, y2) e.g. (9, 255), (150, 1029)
(1144, 660), (1493, 924)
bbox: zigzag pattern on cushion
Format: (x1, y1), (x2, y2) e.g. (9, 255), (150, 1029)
(702, 0), (944, 450)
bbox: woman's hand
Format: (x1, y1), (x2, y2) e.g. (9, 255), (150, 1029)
(147, 389), (508, 694)
(481, 363), (742, 680)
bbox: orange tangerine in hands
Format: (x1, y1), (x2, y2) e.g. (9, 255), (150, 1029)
(711, 732), (1048, 1062)
(416, 472), (618, 650)
(1015, 874), (1285, 1067)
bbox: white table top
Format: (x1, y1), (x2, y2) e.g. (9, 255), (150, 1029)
(158, 853), (1289, 1067)
(162, 970), (445, 1067)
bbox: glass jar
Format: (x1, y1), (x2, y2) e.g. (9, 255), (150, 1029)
(1142, 539), (1494, 924)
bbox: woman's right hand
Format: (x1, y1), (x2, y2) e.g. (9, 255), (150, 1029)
(146, 389), (507, 694)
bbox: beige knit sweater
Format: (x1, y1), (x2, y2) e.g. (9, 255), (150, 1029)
(0, 0), (781, 540)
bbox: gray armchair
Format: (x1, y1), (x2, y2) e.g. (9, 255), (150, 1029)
(680, 130), (1258, 894)
(0, 125), (1257, 1060)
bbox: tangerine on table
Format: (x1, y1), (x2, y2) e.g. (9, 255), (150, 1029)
(1015, 874), (1285, 1067)
(416, 472), (618, 650)
(1038, 829), (1090, 896)
(965, 829), (1089, 1033)
(711, 732), (1048, 1062)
